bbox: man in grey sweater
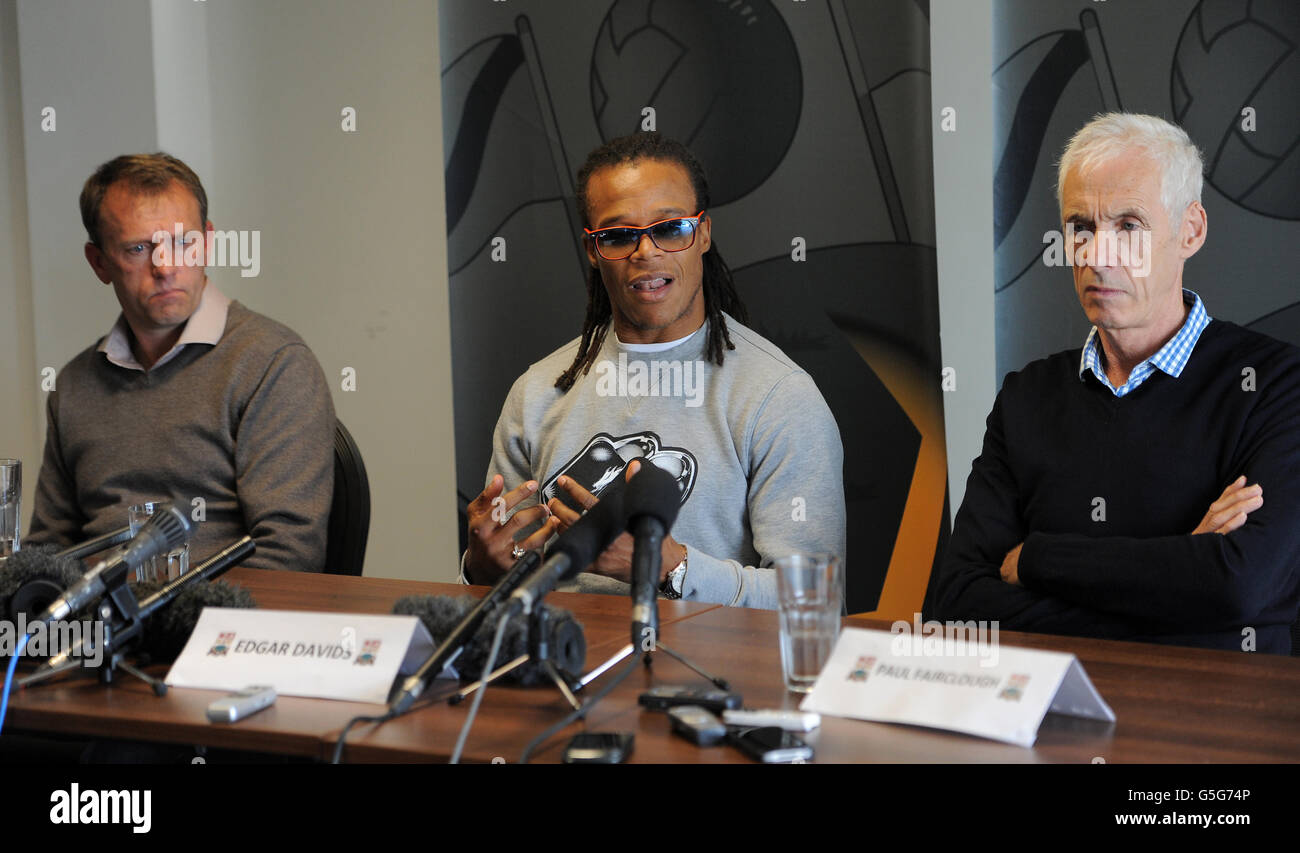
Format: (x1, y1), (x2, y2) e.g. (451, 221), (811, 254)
(26, 153), (334, 572)
(464, 134), (845, 608)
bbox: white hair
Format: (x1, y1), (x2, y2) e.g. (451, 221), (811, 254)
(1057, 113), (1204, 222)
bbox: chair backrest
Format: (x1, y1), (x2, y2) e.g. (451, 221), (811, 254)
(325, 419), (370, 576)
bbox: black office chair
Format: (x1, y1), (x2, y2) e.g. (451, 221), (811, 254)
(325, 419), (370, 576)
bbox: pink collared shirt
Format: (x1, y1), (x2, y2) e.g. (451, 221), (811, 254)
(98, 282), (231, 371)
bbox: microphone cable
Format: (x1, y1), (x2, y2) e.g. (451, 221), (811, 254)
(330, 708), (394, 765)
(0, 632), (32, 736)
(518, 649), (644, 764)
(330, 689), (452, 765)
(329, 606), (516, 765)
(448, 601), (517, 764)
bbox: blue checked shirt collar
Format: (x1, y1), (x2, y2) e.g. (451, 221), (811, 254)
(1078, 289), (1210, 397)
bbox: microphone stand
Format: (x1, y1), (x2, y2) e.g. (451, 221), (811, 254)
(19, 569), (166, 694)
(440, 488), (628, 712)
(93, 579), (166, 692)
(512, 464), (731, 764)
(19, 536), (254, 694)
(579, 524), (729, 693)
(580, 636), (731, 695)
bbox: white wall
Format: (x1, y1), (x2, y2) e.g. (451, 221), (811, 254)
(198, 1), (456, 582)
(932, 0), (997, 520)
(0, 0), (40, 518)
(17, 0), (159, 387)
(6, 0), (162, 533)
(7, 0), (458, 581)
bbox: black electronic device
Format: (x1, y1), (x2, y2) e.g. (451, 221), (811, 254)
(668, 705), (727, 746)
(729, 726), (813, 763)
(562, 732), (634, 764)
(638, 685), (742, 713)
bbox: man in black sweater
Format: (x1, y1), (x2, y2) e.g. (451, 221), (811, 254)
(935, 114), (1300, 654)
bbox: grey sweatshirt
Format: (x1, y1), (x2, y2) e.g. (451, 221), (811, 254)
(484, 314), (845, 609)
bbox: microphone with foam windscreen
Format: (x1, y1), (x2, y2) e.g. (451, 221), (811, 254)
(510, 480), (627, 615)
(624, 463), (683, 647)
(136, 536), (254, 623)
(391, 479), (624, 714)
(40, 536), (257, 671)
(37, 501), (193, 624)
(391, 594), (585, 685)
(2, 526), (143, 625)
(389, 549), (542, 714)
(136, 575), (256, 663)
(0, 546), (89, 624)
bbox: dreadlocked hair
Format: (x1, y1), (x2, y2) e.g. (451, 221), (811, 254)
(555, 132), (749, 392)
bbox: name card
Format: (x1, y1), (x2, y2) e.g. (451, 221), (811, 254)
(799, 627), (1114, 747)
(165, 608), (436, 704)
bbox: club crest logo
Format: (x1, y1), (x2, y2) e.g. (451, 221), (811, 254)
(998, 673), (1030, 701)
(354, 638), (381, 666)
(208, 632), (235, 656)
(847, 655), (876, 682)
(541, 431), (697, 513)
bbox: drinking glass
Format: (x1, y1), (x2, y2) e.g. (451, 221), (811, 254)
(128, 501), (190, 581)
(775, 553), (843, 693)
(0, 459), (20, 561)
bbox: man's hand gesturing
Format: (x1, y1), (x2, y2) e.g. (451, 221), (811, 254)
(546, 461), (686, 584)
(465, 475), (559, 584)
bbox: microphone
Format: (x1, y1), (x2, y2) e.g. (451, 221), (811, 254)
(41, 537), (258, 671)
(392, 594), (585, 685)
(0, 546), (88, 623)
(509, 480), (627, 615)
(389, 548), (542, 713)
(37, 502), (193, 624)
(392, 477), (628, 714)
(56, 526), (135, 562)
(624, 464), (682, 646)
(137, 536), (254, 623)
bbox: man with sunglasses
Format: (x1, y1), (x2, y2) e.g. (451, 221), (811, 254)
(462, 133), (845, 609)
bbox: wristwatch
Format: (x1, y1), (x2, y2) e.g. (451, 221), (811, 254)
(660, 547), (687, 600)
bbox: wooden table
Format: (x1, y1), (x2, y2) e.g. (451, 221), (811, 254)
(6, 568), (1299, 763)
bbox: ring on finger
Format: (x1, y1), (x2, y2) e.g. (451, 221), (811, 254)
(511, 543), (526, 560)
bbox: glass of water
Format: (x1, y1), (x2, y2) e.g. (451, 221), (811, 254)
(775, 553), (843, 693)
(128, 501), (190, 582)
(0, 459), (19, 562)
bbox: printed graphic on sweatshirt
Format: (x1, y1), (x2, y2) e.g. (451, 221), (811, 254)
(541, 431), (697, 514)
